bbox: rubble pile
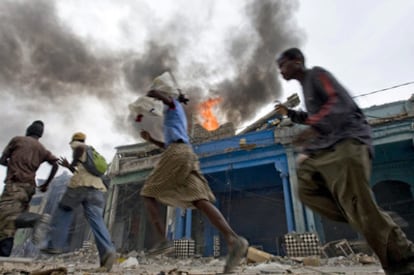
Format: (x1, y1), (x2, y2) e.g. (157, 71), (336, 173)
(0, 258), (67, 275)
(36, 241), (100, 267)
(0, 253), (384, 274)
(0, 240), (385, 274)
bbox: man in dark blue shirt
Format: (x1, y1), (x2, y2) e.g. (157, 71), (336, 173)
(275, 48), (414, 274)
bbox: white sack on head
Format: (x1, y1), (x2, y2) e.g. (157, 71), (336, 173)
(150, 71), (180, 98)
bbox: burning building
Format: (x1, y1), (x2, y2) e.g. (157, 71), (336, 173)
(11, 94), (414, 259)
(104, 94), (414, 258)
(189, 97), (236, 143)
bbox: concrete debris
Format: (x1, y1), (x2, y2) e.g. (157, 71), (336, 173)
(301, 256), (320, 267)
(0, 255), (386, 275)
(31, 267), (68, 275)
(335, 240), (354, 256)
(0, 240), (384, 275)
(246, 247), (273, 263)
(321, 239), (352, 258)
(120, 257), (139, 268)
(357, 254), (378, 265)
(248, 262), (291, 273)
(0, 257), (33, 263)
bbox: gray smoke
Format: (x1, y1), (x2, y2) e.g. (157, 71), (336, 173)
(0, 0), (303, 159)
(216, 0), (303, 125)
(0, 1), (116, 96)
(123, 42), (179, 94)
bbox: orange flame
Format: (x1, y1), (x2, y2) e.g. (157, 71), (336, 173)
(198, 97), (222, 131)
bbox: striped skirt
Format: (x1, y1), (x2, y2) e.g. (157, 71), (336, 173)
(140, 143), (216, 209)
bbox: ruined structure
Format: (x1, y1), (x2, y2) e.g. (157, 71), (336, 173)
(105, 94), (414, 258)
(14, 95), (414, 260)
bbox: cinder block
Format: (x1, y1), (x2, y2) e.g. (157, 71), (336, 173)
(174, 239), (195, 258)
(213, 235), (220, 257)
(284, 232), (321, 257)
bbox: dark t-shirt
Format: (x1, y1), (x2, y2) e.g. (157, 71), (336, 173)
(288, 66), (373, 156)
(1, 136), (58, 185)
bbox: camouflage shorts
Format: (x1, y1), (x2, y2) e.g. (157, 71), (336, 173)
(0, 182), (35, 240)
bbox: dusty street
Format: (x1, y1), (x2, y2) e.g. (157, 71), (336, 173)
(0, 248), (386, 275)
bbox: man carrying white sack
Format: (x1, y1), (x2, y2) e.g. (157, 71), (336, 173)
(133, 72), (248, 274)
(129, 90), (165, 143)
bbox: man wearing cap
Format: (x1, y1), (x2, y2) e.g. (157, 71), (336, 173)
(138, 72), (248, 274)
(0, 120), (58, 256)
(41, 132), (116, 272)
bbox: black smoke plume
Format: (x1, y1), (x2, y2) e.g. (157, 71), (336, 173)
(0, 0), (303, 157)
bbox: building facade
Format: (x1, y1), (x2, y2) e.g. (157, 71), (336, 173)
(106, 95), (414, 256)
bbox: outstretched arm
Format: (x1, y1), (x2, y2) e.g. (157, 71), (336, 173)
(38, 161), (59, 192)
(275, 103), (309, 124)
(147, 90), (175, 109)
(58, 146), (84, 173)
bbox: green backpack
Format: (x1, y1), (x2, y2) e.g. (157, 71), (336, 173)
(83, 146), (108, 177)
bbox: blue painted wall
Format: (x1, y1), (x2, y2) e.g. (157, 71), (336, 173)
(372, 140), (414, 186)
(192, 129), (294, 255)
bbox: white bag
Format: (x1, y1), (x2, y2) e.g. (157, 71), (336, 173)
(128, 96), (164, 117)
(129, 96), (165, 142)
(150, 71), (180, 98)
(136, 113), (164, 142)
(128, 71), (180, 143)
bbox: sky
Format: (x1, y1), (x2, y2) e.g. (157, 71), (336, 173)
(0, 0), (413, 191)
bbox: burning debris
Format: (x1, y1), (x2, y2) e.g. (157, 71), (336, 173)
(198, 97), (222, 131)
(191, 122), (235, 144)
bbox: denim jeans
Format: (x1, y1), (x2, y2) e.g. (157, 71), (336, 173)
(47, 187), (115, 261)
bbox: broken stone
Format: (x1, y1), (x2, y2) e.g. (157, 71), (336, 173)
(247, 262), (291, 273)
(246, 247), (273, 263)
(358, 254), (378, 265)
(321, 239), (355, 258)
(302, 256), (321, 266)
(120, 257), (139, 268)
(30, 267), (68, 275)
(127, 250), (139, 258)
